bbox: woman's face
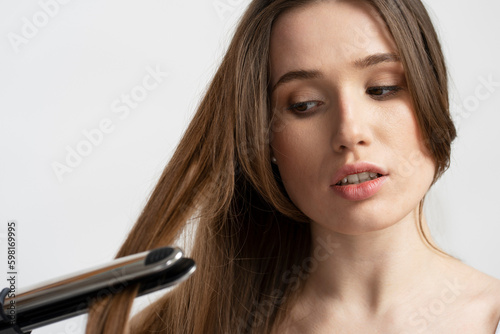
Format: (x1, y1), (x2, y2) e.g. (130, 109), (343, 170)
(269, 0), (436, 235)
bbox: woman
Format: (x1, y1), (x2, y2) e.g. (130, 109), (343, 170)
(86, 0), (500, 333)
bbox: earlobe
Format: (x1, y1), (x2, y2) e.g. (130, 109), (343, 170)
(270, 146), (278, 164)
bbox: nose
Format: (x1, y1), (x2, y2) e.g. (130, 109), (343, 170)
(331, 89), (371, 153)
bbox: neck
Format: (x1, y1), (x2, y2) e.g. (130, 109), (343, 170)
(301, 209), (450, 319)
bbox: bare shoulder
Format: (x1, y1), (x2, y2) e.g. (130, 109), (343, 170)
(443, 258), (500, 329)
(473, 269), (500, 327)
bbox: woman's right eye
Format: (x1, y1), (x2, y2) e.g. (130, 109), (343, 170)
(287, 101), (321, 113)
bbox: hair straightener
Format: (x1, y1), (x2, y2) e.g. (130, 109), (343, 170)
(0, 247), (196, 334)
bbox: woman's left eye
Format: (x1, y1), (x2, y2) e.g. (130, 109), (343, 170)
(287, 101), (321, 113)
(366, 86), (402, 100)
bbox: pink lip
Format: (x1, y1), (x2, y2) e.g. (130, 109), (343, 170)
(330, 161), (388, 201)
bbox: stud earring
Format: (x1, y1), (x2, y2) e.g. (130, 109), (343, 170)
(271, 156), (277, 164)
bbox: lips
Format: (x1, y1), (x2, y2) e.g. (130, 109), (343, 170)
(331, 161), (388, 186)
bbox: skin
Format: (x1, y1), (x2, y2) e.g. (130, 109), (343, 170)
(269, 1), (500, 333)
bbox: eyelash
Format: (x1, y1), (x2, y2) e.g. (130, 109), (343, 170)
(366, 85), (402, 100)
(287, 101), (322, 113)
(287, 85), (402, 113)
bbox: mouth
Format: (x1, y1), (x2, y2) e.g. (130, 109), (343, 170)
(334, 172), (384, 186)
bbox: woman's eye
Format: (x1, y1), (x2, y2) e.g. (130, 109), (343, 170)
(366, 86), (402, 100)
(287, 101), (321, 113)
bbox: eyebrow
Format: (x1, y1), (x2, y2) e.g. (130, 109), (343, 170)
(271, 52), (401, 93)
(353, 52), (400, 68)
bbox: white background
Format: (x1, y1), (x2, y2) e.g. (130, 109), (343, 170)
(0, 0), (499, 333)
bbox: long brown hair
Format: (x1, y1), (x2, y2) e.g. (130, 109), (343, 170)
(86, 0), (457, 333)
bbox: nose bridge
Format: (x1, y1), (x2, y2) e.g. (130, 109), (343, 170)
(331, 87), (369, 152)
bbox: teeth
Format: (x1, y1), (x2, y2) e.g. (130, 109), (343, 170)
(337, 172), (381, 186)
(358, 172), (370, 182)
(347, 174), (359, 184)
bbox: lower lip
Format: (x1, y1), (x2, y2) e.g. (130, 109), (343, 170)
(330, 176), (388, 201)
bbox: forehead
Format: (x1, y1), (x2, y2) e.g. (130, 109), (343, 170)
(269, 1), (398, 84)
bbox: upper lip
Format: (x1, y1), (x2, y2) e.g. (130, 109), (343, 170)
(331, 161), (388, 185)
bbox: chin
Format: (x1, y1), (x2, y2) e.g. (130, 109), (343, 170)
(321, 218), (399, 236)
(311, 201), (414, 236)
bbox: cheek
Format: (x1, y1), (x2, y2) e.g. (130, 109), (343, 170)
(271, 122), (326, 197)
(386, 109), (436, 195)
(272, 127), (311, 177)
